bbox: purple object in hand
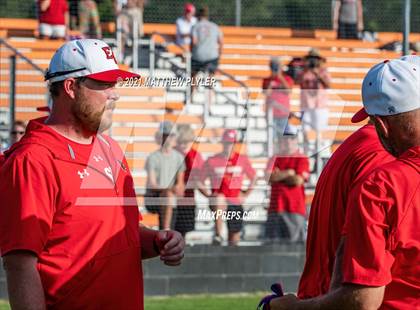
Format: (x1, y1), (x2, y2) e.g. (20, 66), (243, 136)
(257, 283), (284, 310)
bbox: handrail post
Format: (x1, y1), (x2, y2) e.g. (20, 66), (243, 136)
(402, 0), (411, 55)
(9, 55), (16, 145)
(132, 17), (139, 71)
(185, 51), (191, 105)
(149, 37), (155, 78)
(267, 102), (273, 157)
(116, 14), (123, 63)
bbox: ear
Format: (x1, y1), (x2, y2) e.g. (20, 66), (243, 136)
(373, 116), (390, 139)
(62, 78), (78, 100)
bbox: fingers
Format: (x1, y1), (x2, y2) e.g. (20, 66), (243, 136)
(161, 251), (184, 266)
(161, 233), (183, 252)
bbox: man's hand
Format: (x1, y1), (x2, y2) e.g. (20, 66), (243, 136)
(270, 294), (300, 310)
(155, 230), (185, 266)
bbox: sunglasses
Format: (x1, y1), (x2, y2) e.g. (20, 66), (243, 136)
(11, 131), (25, 135)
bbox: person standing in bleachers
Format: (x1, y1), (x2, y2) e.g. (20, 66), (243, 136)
(38, 0), (69, 39)
(175, 3), (197, 48)
(265, 125), (309, 243)
(199, 129), (257, 246)
(144, 121), (186, 230)
(333, 0), (364, 39)
(262, 56), (294, 143)
(299, 49), (331, 153)
(191, 6), (223, 96)
(174, 125), (204, 238)
(78, 0), (102, 39)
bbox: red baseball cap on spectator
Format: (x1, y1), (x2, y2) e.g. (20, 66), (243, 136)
(184, 3), (195, 14)
(222, 129), (238, 143)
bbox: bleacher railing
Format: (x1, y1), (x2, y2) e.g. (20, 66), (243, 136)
(0, 38), (46, 146)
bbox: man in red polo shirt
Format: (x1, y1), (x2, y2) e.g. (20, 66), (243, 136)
(265, 125), (309, 242)
(200, 129), (257, 245)
(0, 39), (185, 310)
(297, 125), (394, 297)
(268, 55), (420, 309)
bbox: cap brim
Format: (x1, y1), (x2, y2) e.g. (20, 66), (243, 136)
(87, 69), (139, 83)
(351, 108), (369, 123)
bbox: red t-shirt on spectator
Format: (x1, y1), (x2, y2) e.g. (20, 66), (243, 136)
(342, 146), (420, 309)
(201, 152), (256, 205)
(38, 0), (69, 25)
(176, 147), (204, 198)
(262, 74), (293, 118)
(266, 152), (309, 216)
(297, 124), (394, 299)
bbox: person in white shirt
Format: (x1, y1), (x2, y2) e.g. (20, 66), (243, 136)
(176, 3), (197, 47)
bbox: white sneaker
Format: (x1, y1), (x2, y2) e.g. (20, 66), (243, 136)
(212, 235), (223, 246)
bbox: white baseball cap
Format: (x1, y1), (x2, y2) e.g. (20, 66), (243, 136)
(352, 55), (420, 123)
(45, 39), (139, 83)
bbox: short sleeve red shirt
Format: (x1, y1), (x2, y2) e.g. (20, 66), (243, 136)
(201, 152), (256, 205)
(176, 147), (204, 198)
(0, 118), (143, 310)
(297, 124), (395, 299)
(266, 152), (309, 215)
(38, 0), (69, 25)
(342, 146), (420, 310)
(262, 74), (293, 118)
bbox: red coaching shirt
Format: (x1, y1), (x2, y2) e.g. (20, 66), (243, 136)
(201, 152), (256, 205)
(342, 146), (420, 310)
(0, 118), (143, 310)
(297, 124), (394, 299)
(38, 0), (69, 25)
(266, 152), (309, 216)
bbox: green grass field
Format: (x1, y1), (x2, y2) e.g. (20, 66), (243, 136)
(1, 294), (262, 310)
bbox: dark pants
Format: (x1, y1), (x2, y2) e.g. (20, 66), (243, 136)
(338, 22), (358, 39)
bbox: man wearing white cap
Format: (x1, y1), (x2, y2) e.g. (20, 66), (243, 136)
(0, 39), (185, 309)
(267, 56), (420, 309)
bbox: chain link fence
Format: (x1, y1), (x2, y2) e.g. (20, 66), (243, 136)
(0, 0), (419, 33)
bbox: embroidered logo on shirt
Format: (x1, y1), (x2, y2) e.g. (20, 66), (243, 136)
(93, 155), (104, 162)
(78, 169), (90, 179)
(104, 167), (114, 182)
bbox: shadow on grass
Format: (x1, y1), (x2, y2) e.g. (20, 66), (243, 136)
(144, 294), (262, 310)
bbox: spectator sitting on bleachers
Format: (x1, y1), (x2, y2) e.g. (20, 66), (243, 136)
(191, 6), (223, 92)
(79, 0), (102, 39)
(144, 121), (186, 230)
(38, 0), (69, 39)
(0, 120), (27, 172)
(198, 129), (257, 246)
(9, 120), (27, 148)
(299, 48), (331, 152)
(262, 56), (293, 143)
(175, 3), (197, 48)
(265, 124), (310, 243)
(174, 124), (204, 238)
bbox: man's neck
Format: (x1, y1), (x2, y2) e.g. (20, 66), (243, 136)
(161, 146), (172, 154)
(45, 113), (94, 145)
